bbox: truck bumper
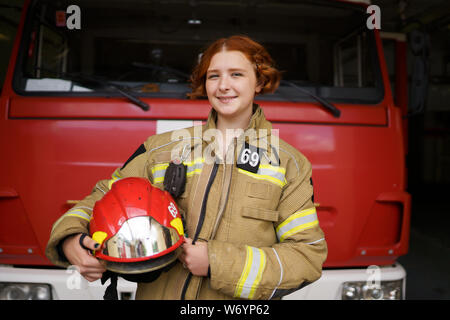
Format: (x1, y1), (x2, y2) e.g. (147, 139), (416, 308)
(0, 265), (137, 300)
(283, 262), (406, 300)
(0, 263), (406, 300)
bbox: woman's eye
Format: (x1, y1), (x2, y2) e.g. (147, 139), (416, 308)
(207, 74), (219, 79)
(231, 72), (243, 77)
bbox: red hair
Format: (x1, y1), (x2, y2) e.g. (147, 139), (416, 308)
(188, 35), (281, 99)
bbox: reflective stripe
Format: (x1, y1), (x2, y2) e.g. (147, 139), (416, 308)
(152, 163), (169, 184)
(65, 208), (91, 222)
(234, 246), (267, 299)
(305, 237), (325, 245)
(238, 164), (287, 187)
(276, 207), (319, 242)
(151, 158), (204, 184)
(108, 169), (122, 189)
(185, 158), (204, 177)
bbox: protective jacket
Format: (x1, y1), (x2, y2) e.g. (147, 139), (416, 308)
(46, 105), (327, 300)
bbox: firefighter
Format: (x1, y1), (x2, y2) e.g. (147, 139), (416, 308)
(46, 35), (327, 299)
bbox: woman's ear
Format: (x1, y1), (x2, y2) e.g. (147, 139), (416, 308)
(255, 81), (263, 94)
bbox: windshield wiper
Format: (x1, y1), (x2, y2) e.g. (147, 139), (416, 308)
(280, 80), (341, 118)
(108, 84), (150, 111)
(34, 68), (150, 111)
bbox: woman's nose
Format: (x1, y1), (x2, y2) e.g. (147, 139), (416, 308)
(218, 76), (230, 91)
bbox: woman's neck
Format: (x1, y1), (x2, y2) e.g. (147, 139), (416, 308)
(215, 110), (252, 159)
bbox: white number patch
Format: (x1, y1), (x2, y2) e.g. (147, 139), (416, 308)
(168, 202), (178, 218)
(240, 148), (260, 167)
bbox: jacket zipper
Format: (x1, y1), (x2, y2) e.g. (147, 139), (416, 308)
(181, 162), (219, 300)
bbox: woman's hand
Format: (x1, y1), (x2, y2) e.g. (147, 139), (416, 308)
(62, 233), (106, 282)
(178, 237), (209, 277)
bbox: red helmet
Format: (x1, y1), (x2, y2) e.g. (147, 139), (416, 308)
(90, 177), (184, 274)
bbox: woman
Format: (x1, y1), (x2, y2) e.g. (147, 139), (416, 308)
(46, 35), (327, 300)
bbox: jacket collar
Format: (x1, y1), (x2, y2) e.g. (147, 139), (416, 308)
(203, 104), (272, 140)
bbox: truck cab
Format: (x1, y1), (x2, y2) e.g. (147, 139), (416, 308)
(0, 0), (410, 300)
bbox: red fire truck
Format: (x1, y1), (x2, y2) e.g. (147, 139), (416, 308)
(0, 0), (410, 299)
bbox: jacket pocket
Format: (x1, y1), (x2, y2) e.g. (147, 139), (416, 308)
(245, 182), (270, 199)
(153, 151), (173, 164)
(241, 206), (279, 222)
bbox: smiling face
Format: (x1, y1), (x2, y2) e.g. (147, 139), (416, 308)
(205, 50), (262, 126)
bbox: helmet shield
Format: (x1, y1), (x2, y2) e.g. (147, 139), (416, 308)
(103, 216), (180, 259)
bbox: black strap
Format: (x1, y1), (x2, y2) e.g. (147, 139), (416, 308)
(101, 271), (119, 300)
(78, 233), (90, 251)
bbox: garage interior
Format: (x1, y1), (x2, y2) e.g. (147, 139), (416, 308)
(0, 0), (449, 299)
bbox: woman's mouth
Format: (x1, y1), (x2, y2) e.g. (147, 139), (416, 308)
(217, 96), (237, 103)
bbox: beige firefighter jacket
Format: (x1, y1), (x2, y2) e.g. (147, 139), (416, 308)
(46, 105), (327, 300)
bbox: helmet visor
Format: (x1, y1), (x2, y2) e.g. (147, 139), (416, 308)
(101, 216), (181, 260)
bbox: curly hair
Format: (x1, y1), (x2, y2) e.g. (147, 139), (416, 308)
(188, 35), (281, 99)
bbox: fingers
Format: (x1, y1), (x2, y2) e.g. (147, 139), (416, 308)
(178, 239), (209, 276)
(80, 234), (101, 251)
(84, 273), (104, 282)
(62, 233), (106, 282)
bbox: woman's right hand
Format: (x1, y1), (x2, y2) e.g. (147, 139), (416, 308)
(62, 233), (107, 282)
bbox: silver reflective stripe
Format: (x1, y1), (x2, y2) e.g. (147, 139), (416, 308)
(234, 246), (267, 299)
(305, 237), (325, 245)
(276, 207), (319, 242)
(185, 158), (204, 177)
(258, 165), (287, 186)
(152, 158), (204, 184)
(152, 163), (169, 184)
(238, 164), (287, 187)
(65, 208), (91, 222)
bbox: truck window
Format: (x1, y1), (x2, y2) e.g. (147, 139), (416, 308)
(13, 0), (383, 104)
(0, 3), (23, 93)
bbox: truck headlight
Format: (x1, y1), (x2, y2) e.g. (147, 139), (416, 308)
(342, 280), (403, 300)
(0, 283), (52, 300)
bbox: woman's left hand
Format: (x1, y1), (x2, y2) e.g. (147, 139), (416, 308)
(178, 237), (209, 277)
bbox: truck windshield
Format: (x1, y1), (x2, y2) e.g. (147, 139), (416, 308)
(14, 0), (383, 104)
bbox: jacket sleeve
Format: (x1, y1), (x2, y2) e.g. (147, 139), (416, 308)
(207, 151), (327, 300)
(45, 138), (154, 268)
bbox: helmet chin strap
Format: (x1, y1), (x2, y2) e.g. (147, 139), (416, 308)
(100, 260), (178, 300)
(101, 271), (119, 300)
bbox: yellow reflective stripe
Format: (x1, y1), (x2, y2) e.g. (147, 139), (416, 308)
(111, 169), (121, 180)
(65, 209), (91, 222)
(108, 169), (122, 189)
(152, 163), (170, 184)
(249, 248), (266, 299)
(259, 164), (286, 174)
(151, 163), (170, 173)
(276, 207), (319, 242)
(238, 168), (286, 187)
(279, 220), (318, 242)
(277, 207), (316, 231)
(151, 158), (204, 183)
(234, 246), (253, 298)
(185, 158), (204, 177)
(183, 157), (205, 166)
(234, 246), (267, 299)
